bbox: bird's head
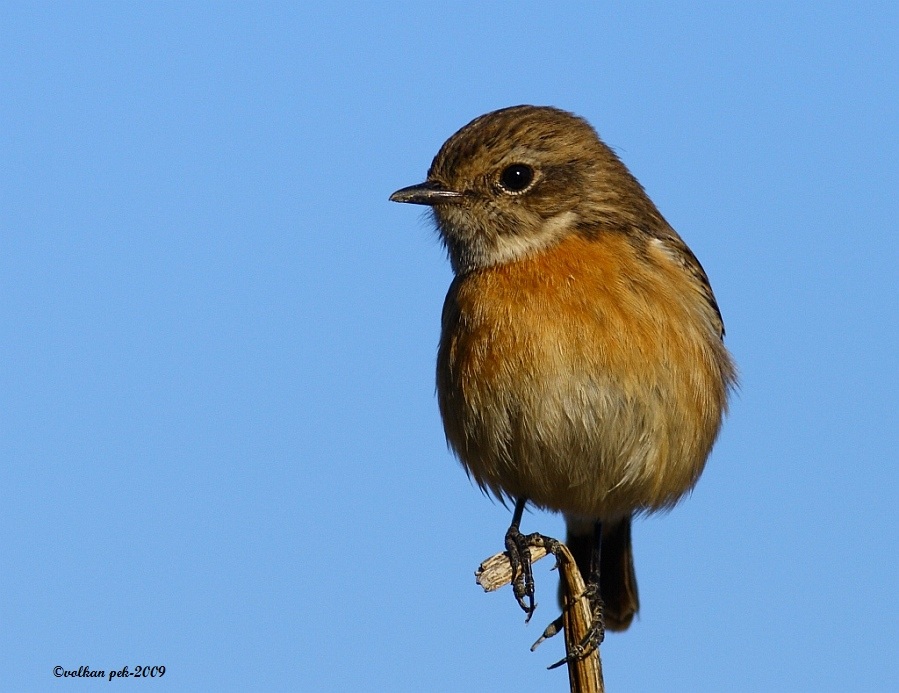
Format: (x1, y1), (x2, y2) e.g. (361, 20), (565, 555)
(390, 105), (659, 274)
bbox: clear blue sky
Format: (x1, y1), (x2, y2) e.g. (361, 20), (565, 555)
(2, 4), (896, 692)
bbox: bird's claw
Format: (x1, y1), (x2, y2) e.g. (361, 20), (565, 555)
(546, 581), (605, 670)
(504, 524), (537, 621)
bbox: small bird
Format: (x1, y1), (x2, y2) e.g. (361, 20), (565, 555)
(390, 105), (735, 651)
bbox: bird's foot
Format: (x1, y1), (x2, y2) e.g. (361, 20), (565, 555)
(546, 579), (605, 670)
(504, 523), (536, 620)
(504, 528), (565, 622)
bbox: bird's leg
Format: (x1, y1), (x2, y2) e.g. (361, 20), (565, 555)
(582, 521), (607, 650)
(548, 520), (605, 668)
(505, 498), (536, 620)
(505, 498), (566, 622)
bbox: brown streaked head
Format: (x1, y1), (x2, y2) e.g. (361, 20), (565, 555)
(389, 105), (666, 274)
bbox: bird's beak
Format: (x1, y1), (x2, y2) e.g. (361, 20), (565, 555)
(389, 180), (464, 206)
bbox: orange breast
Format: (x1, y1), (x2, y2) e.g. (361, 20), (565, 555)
(437, 232), (731, 519)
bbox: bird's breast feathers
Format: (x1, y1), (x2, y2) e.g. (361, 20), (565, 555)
(436, 231), (732, 517)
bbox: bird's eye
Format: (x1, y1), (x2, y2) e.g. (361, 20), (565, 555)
(499, 164), (535, 193)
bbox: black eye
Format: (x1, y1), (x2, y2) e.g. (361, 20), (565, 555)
(499, 164), (534, 193)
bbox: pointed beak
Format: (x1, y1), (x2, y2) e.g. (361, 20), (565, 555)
(389, 180), (464, 206)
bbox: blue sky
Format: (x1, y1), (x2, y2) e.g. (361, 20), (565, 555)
(1, 3), (896, 691)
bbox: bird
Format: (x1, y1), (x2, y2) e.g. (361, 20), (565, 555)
(389, 105), (736, 654)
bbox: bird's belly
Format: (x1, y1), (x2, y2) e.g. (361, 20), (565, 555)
(436, 233), (731, 519)
(444, 363), (713, 519)
(437, 264), (727, 518)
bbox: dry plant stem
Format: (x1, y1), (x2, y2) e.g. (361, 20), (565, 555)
(476, 545), (548, 591)
(556, 543), (604, 692)
(475, 538), (604, 693)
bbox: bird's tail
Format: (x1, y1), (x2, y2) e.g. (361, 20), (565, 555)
(563, 516), (640, 631)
